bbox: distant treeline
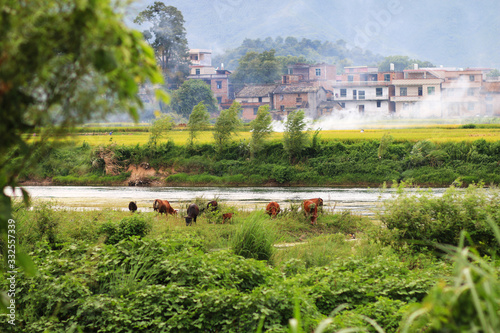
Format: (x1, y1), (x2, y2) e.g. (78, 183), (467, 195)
(20, 138), (500, 187)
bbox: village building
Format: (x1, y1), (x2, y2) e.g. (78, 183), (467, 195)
(272, 83), (328, 120)
(234, 84), (277, 121)
(187, 49), (232, 108)
(482, 81), (500, 116)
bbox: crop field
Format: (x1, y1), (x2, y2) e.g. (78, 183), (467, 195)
(68, 126), (500, 147)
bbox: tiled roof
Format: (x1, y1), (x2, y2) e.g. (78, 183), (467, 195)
(235, 84), (278, 98)
(273, 84), (322, 94)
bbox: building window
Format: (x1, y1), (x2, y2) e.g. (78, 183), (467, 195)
(258, 97), (262, 102)
(315, 68), (321, 76)
(359, 91), (365, 100)
(191, 55), (198, 61)
(353, 90), (357, 100)
(427, 86), (435, 95)
(469, 75), (475, 82)
(216, 97), (222, 104)
(400, 87), (407, 96)
(340, 89), (347, 97)
(296, 97), (302, 103)
(280, 95), (284, 101)
(216, 81), (222, 89)
(340, 102), (345, 108)
(377, 101), (381, 108)
(467, 88), (474, 96)
(376, 88), (382, 97)
(280, 105), (284, 111)
(418, 86), (423, 96)
(384, 74), (390, 82)
(195, 68), (200, 75)
(348, 75), (354, 82)
(253, 107), (259, 115)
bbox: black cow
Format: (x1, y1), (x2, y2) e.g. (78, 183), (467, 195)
(128, 201), (137, 212)
(185, 204), (200, 226)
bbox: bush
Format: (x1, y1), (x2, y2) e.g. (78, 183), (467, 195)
(231, 213), (278, 261)
(100, 215), (152, 245)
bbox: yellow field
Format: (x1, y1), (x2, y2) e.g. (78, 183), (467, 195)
(69, 126), (500, 147)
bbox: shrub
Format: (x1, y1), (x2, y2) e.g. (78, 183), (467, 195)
(99, 215), (152, 245)
(231, 213), (278, 261)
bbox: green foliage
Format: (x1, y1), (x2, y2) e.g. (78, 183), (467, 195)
(380, 183), (500, 254)
(213, 101), (242, 154)
(231, 49), (281, 85)
(134, 2), (189, 87)
(149, 113), (174, 146)
(378, 133), (394, 159)
(188, 102), (211, 145)
(171, 79), (218, 117)
(231, 213), (278, 261)
(99, 215), (153, 245)
(283, 110), (309, 163)
(250, 105), (273, 159)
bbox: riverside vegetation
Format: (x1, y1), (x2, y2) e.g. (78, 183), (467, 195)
(1, 183), (500, 332)
(19, 131), (500, 187)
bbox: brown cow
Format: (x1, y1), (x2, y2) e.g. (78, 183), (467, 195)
(308, 198), (323, 207)
(153, 199), (176, 215)
(222, 213), (233, 224)
(266, 202), (280, 218)
(303, 200), (318, 225)
(207, 200), (218, 212)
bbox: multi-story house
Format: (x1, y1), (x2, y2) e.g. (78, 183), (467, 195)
(331, 66), (402, 116)
(234, 84), (277, 121)
(272, 83), (328, 120)
(440, 69), (484, 117)
(187, 49), (232, 108)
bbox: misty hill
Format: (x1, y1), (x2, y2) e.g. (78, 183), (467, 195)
(127, 0), (500, 69)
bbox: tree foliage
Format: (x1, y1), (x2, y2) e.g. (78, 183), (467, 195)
(283, 110), (309, 163)
(213, 101), (242, 153)
(188, 102), (211, 145)
(249, 105), (273, 159)
(149, 113), (174, 146)
(378, 55), (435, 72)
(0, 0), (165, 295)
(171, 80), (218, 118)
(231, 50), (281, 85)
(134, 1), (189, 88)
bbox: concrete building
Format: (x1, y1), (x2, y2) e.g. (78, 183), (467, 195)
(272, 83), (328, 119)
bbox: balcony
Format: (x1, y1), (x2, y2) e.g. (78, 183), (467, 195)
(332, 81), (391, 87)
(390, 95), (422, 102)
(392, 79), (443, 86)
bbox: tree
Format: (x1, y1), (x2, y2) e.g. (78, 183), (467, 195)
(188, 102), (211, 145)
(249, 105), (273, 159)
(149, 113), (174, 146)
(378, 55), (434, 72)
(134, 2), (189, 88)
(0, 0), (165, 310)
(283, 110), (309, 163)
(213, 101), (242, 153)
(171, 80), (218, 118)
(231, 50), (281, 85)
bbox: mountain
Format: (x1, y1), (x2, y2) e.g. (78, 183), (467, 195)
(126, 0), (500, 69)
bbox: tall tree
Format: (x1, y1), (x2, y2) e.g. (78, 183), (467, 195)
(213, 101), (242, 153)
(283, 110), (309, 163)
(231, 50), (281, 85)
(188, 102), (211, 145)
(249, 105), (273, 159)
(171, 79), (218, 118)
(134, 2), (189, 88)
(0, 0), (165, 309)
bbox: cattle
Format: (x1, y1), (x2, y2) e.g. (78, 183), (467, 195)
(303, 200), (318, 225)
(308, 198), (324, 207)
(266, 202), (280, 218)
(222, 213), (233, 224)
(185, 204), (200, 226)
(128, 201), (137, 212)
(153, 199), (176, 215)
(207, 200), (218, 212)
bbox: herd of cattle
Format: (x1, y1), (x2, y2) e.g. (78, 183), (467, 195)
(128, 197), (324, 225)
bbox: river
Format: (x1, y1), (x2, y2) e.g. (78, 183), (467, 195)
(8, 186), (448, 216)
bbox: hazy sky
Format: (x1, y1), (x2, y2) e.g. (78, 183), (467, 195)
(127, 0), (500, 68)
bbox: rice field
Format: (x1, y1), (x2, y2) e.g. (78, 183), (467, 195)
(69, 126), (500, 147)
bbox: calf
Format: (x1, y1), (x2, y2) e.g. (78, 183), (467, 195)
(303, 200), (318, 225)
(206, 200), (218, 212)
(154, 199), (176, 215)
(222, 213), (233, 224)
(129, 201), (137, 212)
(185, 204), (200, 226)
